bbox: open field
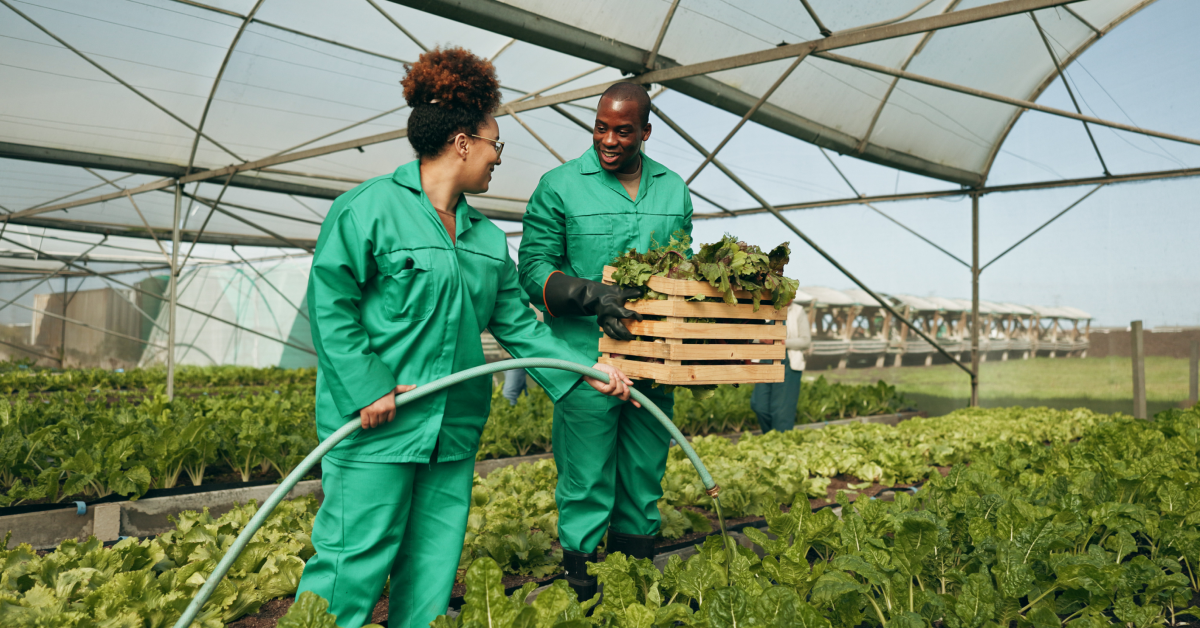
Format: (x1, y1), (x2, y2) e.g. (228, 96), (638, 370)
(819, 356), (1195, 417)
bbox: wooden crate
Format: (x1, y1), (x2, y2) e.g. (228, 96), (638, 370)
(598, 266), (787, 386)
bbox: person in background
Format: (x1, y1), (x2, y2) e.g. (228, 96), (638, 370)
(501, 306), (543, 404)
(751, 299), (810, 432)
(502, 368), (527, 404)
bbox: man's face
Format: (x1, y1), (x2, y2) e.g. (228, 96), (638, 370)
(593, 97), (651, 173)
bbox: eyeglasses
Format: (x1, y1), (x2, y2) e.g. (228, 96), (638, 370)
(452, 133), (505, 158)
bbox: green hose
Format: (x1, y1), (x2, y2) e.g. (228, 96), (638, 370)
(171, 358), (718, 628)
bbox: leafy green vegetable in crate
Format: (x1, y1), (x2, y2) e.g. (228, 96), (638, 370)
(609, 232), (799, 310)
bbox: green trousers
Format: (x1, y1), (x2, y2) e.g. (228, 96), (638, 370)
(552, 383), (673, 553)
(296, 455), (474, 628)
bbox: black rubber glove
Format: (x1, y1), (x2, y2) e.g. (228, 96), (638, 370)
(543, 272), (643, 341)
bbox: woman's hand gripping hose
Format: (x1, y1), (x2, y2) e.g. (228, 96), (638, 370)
(170, 358), (718, 628)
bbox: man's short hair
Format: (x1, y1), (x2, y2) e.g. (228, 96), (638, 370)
(600, 82), (651, 127)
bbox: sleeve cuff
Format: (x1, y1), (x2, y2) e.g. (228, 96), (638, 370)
(542, 270), (563, 317)
(331, 358), (397, 417)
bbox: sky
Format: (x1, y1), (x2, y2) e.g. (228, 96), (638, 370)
(648, 0), (1200, 329)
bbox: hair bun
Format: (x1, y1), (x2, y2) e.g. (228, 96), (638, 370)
(401, 47), (500, 113)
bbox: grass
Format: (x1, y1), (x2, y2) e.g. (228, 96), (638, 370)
(817, 356), (1195, 417)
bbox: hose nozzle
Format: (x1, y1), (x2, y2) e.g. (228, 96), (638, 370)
(706, 485), (721, 498)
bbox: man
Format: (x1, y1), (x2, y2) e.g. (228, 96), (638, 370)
(751, 300), (811, 432)
(518, 82), (692, 601)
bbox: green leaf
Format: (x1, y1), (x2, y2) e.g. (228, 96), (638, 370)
(276, 591), (339, 628)
(953, 571), (996, 628)
(811, 571), (866, 605)
(703, 586), (751, 628)
(460, 558), (523, 627)
(892, 516), (939, 578)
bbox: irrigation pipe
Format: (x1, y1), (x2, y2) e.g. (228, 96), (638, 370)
(171, 358), (721, 628)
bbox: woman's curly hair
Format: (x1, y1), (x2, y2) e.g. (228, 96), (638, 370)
(401, 47), (501, 159)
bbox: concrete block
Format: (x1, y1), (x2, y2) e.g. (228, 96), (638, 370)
(2, 479), (325, 549)
(92, 503), (121, 541)
(2, 507), (92, 550)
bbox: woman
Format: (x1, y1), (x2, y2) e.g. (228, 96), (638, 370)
(297, 48), (635, 628)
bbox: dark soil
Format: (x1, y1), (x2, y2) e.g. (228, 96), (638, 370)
(226, 594), (388, 628)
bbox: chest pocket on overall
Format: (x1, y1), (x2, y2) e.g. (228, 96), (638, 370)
(377, 248), (437, 322)
(565, 214), (614, 280)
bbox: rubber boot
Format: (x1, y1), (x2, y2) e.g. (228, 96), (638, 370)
(606, 530), (657, 561)
(562, 549), (599, 603)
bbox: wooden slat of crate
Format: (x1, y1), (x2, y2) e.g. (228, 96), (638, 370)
(602, 266), (769, 301)
(599, 357), (785, 385)
(623, 319), (786, 340)
(625, 299), (787, 320)
(599, 338), (785, 361)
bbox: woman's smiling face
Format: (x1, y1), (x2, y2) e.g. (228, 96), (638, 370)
(463, 114), (502, 193)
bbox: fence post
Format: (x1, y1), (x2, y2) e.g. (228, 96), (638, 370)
(1190, 339), (1198, 407)
(1131, 320), (1146, 419)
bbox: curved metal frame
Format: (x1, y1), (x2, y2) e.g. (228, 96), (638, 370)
(978, 0), (1159, 181)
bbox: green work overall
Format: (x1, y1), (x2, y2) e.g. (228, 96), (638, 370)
(519, 148), (693, 553)
(298, 161), (585, 628)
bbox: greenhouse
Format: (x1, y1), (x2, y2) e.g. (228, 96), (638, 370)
(0, 0), (1198, 626)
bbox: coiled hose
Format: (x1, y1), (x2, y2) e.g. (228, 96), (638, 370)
(171, 358), (719, 628)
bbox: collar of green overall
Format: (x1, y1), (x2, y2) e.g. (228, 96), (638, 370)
(390, 160), (487, 240)
(576, 146), (670, 204)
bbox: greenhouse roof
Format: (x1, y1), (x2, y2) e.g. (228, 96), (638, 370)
(792, 287), (816, 304)
(891, 293), (942, 312)
(925, 296), (967, 311)
(841, 288), (884, 307)
(1000, 302), (1037, 315)
(0, 0), (1171, 249)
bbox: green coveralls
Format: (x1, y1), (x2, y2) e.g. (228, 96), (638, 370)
(298, 161), (585, 628)
(519, 148), (693, 554)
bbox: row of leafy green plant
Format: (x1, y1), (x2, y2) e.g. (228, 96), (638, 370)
(0, 360), (316, 394)
(0, 365), (908, 506)
(0, 405), (1165, 626)
(0, 386), (317, 506)
(440, 403), (1200, 627)
(478, 376), (910, 459)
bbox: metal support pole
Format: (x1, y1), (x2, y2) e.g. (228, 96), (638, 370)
(646, 0), (680, 69)
(798, 0), (833, 37)
(685, 52), (808, 185)
(167, 183), (182, 400)
(981, 184), (1103, 271)
(1190, 340), (1198, 407)
(1131, 320), (1146, 419)
(1029, 12), (1110, 176)
(59, 277), (67, 367)
(652, 104), (971, 374)
(0, 0), (242, 161)
(970, 193), (981, 407)
(506, 106), (566, 163)
(365, 0), (428, 51)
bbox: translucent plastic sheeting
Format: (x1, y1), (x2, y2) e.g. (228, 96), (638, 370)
(0, 0), (616, 242)
(0, 0), (1156, 246)
(497, 0), (1150, 179)
(139, 256), (315, 368)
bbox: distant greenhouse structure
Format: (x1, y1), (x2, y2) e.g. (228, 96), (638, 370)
(797, 289), (1091, 370)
